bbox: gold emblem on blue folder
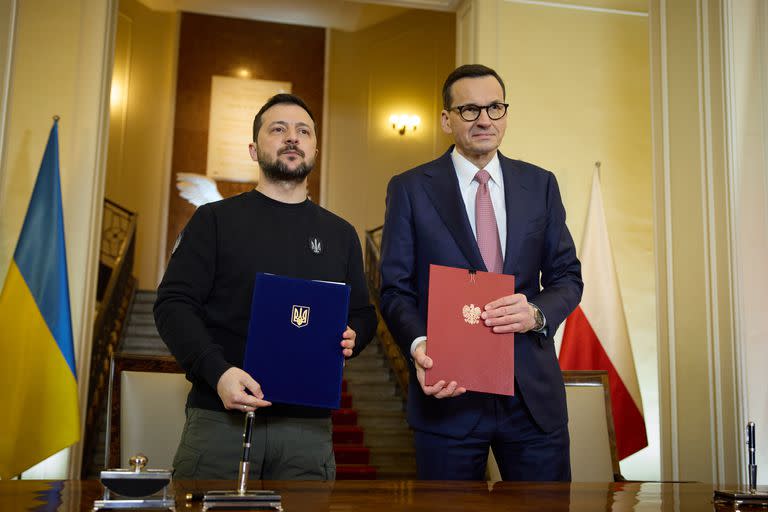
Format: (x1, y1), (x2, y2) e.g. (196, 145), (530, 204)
(291, 305), (310, 328)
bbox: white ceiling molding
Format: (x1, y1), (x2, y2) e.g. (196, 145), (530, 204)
(345, 0), (462, 11)
(137, 0), (419, 31)
(504, 0), (647, 16)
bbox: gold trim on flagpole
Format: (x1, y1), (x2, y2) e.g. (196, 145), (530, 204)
(595, 161), (601, 181)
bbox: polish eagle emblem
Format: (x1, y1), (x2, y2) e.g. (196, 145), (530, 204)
(462, 304), (482, 325)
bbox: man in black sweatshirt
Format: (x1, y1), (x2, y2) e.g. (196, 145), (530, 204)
(154, 93), (377, 480)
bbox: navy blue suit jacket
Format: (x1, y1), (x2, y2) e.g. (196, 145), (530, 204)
(379, 148), (583, 438)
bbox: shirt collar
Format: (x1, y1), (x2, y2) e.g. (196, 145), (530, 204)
(451, 148), (503, 190)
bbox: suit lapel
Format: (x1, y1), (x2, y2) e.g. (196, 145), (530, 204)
(422, 150), (486, 271)
(500, 154), (530, 275)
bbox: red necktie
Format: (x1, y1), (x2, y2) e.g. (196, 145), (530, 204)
(474, 169), (503, 273)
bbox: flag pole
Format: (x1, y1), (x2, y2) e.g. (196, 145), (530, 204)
(595, 160), (601, 181)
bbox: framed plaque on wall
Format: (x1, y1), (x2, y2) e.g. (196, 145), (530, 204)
(206, 76), (292, 182)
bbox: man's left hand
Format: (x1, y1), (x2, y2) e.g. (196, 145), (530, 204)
(481, 294), (536, 333)
(341, 326), (356, 358)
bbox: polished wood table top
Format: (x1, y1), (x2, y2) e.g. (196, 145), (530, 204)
(0, 479), (762, 511)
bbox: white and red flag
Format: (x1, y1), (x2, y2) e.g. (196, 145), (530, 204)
(559, 169), (648, 460)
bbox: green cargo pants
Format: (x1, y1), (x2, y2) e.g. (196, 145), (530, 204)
(172, 408), (336, 480)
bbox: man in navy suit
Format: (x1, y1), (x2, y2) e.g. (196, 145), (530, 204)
(380, 64), (582, 481)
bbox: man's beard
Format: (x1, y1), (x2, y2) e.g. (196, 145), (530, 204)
(257, 145), (314, 183)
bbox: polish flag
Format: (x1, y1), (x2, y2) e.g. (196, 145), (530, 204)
(559, 170), (648, 460)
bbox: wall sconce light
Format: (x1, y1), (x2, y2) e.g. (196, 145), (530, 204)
(110, 81), (123, 109)
(390, 114), (420, 135)
(235, 67), (252, 78)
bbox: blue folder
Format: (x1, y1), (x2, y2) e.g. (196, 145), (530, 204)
(243, 273), (350, 409)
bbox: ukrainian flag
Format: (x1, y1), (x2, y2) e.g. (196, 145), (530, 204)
(0, 119), (79, 479)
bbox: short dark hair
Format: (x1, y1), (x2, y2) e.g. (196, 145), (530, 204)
(252, 93), (316, 141)
(442, 64), (506, 110)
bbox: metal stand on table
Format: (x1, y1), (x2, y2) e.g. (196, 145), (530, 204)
(93, 454), (174, 511)
(202, 411), (282, 511)
(714, 422), (768, 507)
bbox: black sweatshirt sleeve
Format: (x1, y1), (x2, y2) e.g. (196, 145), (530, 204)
(345, 227), (377, 358)
(153, 205), (232, 391)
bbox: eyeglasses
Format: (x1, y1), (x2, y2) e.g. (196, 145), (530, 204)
(449, 103), (509, 122)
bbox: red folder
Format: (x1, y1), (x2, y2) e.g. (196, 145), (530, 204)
(425, 264), (515, 396)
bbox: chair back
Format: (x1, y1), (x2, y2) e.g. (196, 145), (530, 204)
(563, 370), (621, 482)
(106, 354), (190, 470)
(487, 370), (620, 482)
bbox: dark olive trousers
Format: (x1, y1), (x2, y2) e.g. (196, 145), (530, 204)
(172, 408), (336, 480)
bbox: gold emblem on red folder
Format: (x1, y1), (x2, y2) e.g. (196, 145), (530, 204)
(462, 304), (481, 325)
(291, 305), (310, 328)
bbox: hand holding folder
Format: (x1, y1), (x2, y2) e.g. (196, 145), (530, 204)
(340, 326), (356, 358)
(425, 264), (516, 396)
(413, 343), (467, 398)
(242, 273), (351, 409)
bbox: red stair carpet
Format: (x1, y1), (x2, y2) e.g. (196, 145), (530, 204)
(332, 380), (377, 479)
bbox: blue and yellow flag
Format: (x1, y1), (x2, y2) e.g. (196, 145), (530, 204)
(0, 119), (79, 479)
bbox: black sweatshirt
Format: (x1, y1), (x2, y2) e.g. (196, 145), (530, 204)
(154, 190), (377, 417)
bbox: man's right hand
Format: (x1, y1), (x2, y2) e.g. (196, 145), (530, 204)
(216, 367), (272, 412)
(413, 341), (466, 399)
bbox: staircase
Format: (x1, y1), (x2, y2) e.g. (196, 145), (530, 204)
(342, 338), (416, 479)
(89, 290), (415, 479)
(121, 291), (170, 356)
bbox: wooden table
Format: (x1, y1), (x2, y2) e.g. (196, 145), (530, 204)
(0, 479), (761, 511)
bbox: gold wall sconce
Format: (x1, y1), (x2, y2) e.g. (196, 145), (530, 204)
(390, 114), (420, 135)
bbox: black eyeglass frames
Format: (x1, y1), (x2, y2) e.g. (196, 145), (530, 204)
(449, 103), (509, 122)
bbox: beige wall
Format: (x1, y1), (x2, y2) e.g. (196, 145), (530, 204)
(458, 0), (766, 486)
(107, 0), (178, 288)
(0, 0), (16, 182)
(460, 0), (657, 480)
(649, 0), (768, 485)
(725, 0), (768, 484)
(650, 0), (725, 483)
(325, 9), (455, 238)
(0, 0), (116, 477)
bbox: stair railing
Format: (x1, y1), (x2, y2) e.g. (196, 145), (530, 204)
(364, 226), (409, 400)
(80, 199), (137, 477)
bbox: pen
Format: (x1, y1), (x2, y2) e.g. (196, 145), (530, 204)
(237, 411), (256, 495)
(747, 422), (757, 493)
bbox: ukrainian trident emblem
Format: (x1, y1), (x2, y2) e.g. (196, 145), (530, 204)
(291, 305), (310, 328)
(310, 237), (322, 254)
